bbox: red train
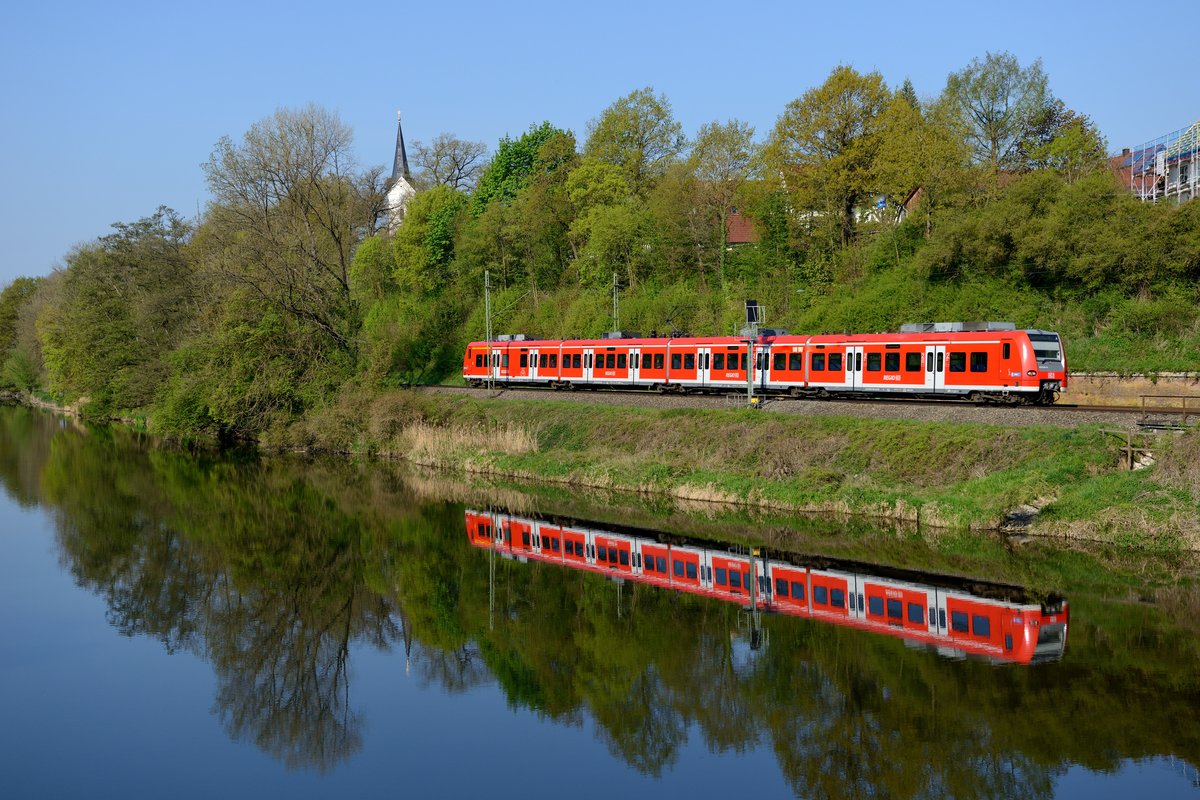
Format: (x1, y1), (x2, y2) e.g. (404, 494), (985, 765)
(465, 509), (1069, 665)
(463, 323), (1067, 404)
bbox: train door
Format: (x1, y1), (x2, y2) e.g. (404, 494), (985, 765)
(528, 348), (539, 381)
(697, 347), (711, 387)
(488, 347), (500, 383)
(755, 348), (769, 391)
(924, 345), (945, 393)
(630, 348), (640, 385)
(583, 348), (594, 384)
(846, 346), (864, 390)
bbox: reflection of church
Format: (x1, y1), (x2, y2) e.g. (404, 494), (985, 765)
(385, 111), (416, 232)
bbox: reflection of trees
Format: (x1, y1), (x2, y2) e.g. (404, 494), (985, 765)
(5, 404), (1200, 792)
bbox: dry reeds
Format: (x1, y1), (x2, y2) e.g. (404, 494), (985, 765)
(398, 421), (538, 468)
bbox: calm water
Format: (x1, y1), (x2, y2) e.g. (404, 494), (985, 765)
(1, 404), (1197, 799)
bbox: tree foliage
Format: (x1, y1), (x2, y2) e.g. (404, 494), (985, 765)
(942, 51), (1051, 172)
(585, 87), (686, 194)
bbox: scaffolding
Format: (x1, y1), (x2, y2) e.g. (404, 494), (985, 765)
(1122, 119), (1200, 204)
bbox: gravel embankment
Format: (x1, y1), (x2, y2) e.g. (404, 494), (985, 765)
(424, 386), (1147, 430)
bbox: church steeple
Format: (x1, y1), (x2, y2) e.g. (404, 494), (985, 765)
(385, 110), (417, 232)
(392, 110), (412, 184)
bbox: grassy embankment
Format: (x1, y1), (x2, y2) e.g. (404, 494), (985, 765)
(286, 388), (1200, 552)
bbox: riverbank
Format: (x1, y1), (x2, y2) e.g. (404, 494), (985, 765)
(6, 387), (1197, 551)
(283, 387), (1199, 552)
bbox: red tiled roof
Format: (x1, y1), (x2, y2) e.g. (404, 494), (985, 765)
(726, 208), (759, 244)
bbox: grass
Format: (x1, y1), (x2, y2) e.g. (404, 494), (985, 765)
(282, 387), (1200, 551)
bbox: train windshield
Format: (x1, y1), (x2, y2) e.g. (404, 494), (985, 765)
(1032, 622), (1068, 662)
(1028, 333), (1063, 365)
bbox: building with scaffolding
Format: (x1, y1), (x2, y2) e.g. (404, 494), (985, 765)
(1117, 119), (1200, 204)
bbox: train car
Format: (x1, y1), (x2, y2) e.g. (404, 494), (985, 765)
(465, 509), (1069, 665)
(463, 322), (1067, 404)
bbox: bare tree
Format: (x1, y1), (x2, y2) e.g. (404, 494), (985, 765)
(410, 133), (488, 192)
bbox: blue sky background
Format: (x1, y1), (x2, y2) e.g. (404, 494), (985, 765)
(1, 0), (1196, 287)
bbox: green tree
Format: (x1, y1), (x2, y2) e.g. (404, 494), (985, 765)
(766, 66), (892, 247)
(584, 88), (686, 194)
(942, 51), (1051, 172)
(471, 122), (569, 214)
(201, 104), (383, 354)
(689, 119), (758, 287)
(0, 277), (40, 358)
(392, 186), (469, 294)
(37, 207), (194, 413)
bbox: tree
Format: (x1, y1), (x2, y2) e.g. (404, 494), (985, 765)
(410, 133), (488, 192)
(201, 104), (383, 354)
(942, 51), (1051, 172)
(689, 119), (758, 287)
(584, 88), (686, 193)
(1018, 101), (1107, 182)
(766, 66), (892, 247)
(37, 208), (194, 412)
(0, 277), (40, 358)
(392, 186), (469, 295)
(472, 122), (569, 214)
(874, 95), (973, 235)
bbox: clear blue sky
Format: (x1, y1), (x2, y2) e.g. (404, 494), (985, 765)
(1, 0), (1196, 287)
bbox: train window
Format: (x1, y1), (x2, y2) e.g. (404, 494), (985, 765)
(791, 582), (805, 601)
(757, 353), (767, 371)
(929, 608), (937, 626)
(1005, 634), (1014, 650)
(475, 354), (483, 367)
(848, 593), (856, 611)
(656, 556), (666, 573)
(671, 353), (681, 369)
(774, 352), (786, 371)
(855, 352), (862, 371)
(573, 354), (581, 368)
(617, 354), (627, 369)
(814, 586), (828, 605)
(502, 355), (509, 367)
(654, 354), (663, 369)
(674, 560), (685, 577)
(951, 611), (969, 633)
(1003, 342), (1011, 359)
(550, 354), (558, 368)
(521, 531), (530, 546)
(936, 352), (943, 372)
(620, 550), (629, 566)
(642, 353), (651, 369)
(686, 563), (697, 579)
(520, 354), (528, 368)
(866, 353), (881, 371)
(715, 568), (727, 585)
(597, 546), (607, 561)
(829, 353), (843, 371)
(775, 578), (789, 597)
(714, 353), (725, 370)
(830, 588), (845, 608)
(906, 352), (921, 372)
(939, 609), (946, 629)
(789, 353), (803, 370)
(887, 599), (903, 619)
(552, 538), (560, 551)
(606, 354), (616, 369)
(684, 354), (695, 370)
(970, 352), (988, 372)
(926, 353), (933, 372)
(729, 571), (742, 589)
(972, 615), (991, 637)
(867, 596), (884, 616)
(811, 353), (825, 371)
(741, 353), (749, 371)
(948, 352), (966, 372)
(908, 603), (924, 624)
(885, 353), (900, 371)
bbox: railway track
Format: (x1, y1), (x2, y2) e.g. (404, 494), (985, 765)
(449, 383), (1192, 416)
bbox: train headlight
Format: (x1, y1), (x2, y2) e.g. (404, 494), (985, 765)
(1026, 370), (1037, 376)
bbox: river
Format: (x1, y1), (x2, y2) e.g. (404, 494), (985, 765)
(0, 404), (1196, 798)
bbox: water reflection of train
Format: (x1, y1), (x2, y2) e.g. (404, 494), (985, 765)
(465, 510), (1069, 665)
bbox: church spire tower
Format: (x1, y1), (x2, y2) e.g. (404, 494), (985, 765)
(385, 110), (416, 232)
